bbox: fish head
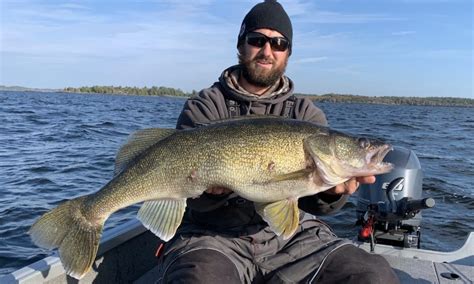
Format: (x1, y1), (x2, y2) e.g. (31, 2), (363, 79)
(304, 130), (393, 186)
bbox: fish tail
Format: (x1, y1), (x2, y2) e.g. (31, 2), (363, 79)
(28, 196), (103, 279)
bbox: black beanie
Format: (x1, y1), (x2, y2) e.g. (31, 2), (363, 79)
(237, 0), (293, 52)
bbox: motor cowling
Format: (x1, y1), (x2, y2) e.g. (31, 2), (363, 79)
(356, 146), (434, 248)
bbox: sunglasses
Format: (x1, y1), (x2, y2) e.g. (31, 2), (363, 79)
(245, 32), (290, 52)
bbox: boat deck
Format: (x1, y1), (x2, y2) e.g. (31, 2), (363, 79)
(1, 219), (472, 283)
(384, 255), (472, 283)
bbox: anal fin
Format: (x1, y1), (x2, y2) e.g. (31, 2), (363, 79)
(255, 199), (300, 240)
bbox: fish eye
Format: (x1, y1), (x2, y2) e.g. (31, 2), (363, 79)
(358, 138), (370, 149)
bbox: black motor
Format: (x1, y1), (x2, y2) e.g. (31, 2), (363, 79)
(356, 146), (435, 249)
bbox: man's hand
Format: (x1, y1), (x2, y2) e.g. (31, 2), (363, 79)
(205, 186), (233, 195)
(325, 176), (376, 195)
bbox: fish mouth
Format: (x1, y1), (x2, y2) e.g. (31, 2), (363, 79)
(365, 144), (393, 174)
(308, 143), (394, 183)
(303, 141), (394, 187)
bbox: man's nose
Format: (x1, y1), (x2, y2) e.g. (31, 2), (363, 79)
(260, 42), (273, 57)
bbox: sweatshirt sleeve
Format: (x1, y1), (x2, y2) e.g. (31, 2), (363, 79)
(176, 85), (228, 129)
(294, 97), (349, 215)
(294, 97), (328, 126)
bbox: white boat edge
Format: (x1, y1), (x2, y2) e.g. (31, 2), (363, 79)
(353, 232), (474, 265)
(1, 218), (473, 283)
(0, 219), (147, 284)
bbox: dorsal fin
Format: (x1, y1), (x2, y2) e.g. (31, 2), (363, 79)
(114, 128), (176, 176)
(194, 115), (289, 127)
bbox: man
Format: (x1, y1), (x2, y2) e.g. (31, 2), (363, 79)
(156, 1), (399, 283)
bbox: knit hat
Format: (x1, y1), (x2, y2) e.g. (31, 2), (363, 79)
(237, 0), (293, 52)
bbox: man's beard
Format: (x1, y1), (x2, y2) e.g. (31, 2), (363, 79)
(238, 52), (288, 88)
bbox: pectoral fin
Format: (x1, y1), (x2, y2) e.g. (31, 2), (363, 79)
(270, 168), (313, 183)
(137, 199), (186, 242)
(255, 199), (300, 239)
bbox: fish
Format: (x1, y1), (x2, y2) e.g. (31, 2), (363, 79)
(29, 116), (393, 279)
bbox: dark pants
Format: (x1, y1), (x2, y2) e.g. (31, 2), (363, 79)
(157, 220), (399, 284)
(310, 245), (399, 284)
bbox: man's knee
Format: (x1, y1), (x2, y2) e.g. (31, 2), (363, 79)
(160, 249), (241, 284)
(347, 259), (399, 284)
(361, 253), (399, 283)
(316, 245), (400, 284)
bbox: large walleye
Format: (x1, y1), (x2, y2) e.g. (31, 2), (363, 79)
(29, 117), (393, 279)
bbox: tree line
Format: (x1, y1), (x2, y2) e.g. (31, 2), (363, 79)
(296, 93), (474, 107)
(60, 86), (473, 107)
(63, 86), (196, 97)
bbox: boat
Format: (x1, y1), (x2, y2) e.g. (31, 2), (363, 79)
(0, 218), (472, 283)
(1, 148), (473, 283)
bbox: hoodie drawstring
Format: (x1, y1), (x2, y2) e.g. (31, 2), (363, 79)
(246, 101), (253, 115)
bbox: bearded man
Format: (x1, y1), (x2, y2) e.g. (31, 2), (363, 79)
(156, 1), (400, 283)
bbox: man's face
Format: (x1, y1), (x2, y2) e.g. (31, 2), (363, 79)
(239, 28), (289, 88)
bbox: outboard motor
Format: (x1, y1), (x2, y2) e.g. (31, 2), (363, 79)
(356, 146), (435, 250)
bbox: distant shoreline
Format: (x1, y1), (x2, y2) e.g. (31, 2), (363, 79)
(1, 85), (472, 108)
(299, 93), (474, 108)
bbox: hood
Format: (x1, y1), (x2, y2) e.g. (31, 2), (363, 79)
(218, 65), (295, 104)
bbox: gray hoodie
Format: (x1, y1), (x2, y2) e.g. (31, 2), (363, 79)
(175, 65), (348, 232)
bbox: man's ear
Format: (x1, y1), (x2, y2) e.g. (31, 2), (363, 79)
(237, 45), (244, 56)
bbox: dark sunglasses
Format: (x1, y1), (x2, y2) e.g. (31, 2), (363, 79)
(245, 32), (290, 52)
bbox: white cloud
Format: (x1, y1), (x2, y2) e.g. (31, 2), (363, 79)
(1, 1), (236, 59)
(0, 1), (239, 89)
(392, 31), (416, 36)
(1, 0), (471, 97)
(279, 0), (314, 17)
(294, 57), (329, 64)
(296, 10), (403, 24)
(400, 0), (464, 3)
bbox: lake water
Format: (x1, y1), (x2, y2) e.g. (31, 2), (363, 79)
(0, 91), (473, 276)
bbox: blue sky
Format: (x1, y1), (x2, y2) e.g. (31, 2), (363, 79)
(1, 0), (472, 98)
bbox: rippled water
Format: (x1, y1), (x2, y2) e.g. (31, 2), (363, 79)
(0, 91), (473, 275)
(317, 103), (474, 251)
